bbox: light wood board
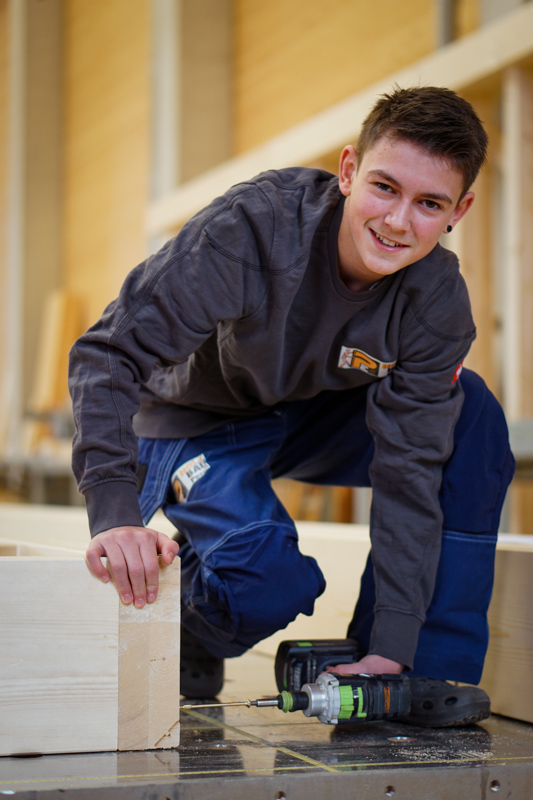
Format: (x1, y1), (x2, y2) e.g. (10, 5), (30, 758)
(0, 548), (180, 756)
(479, 535), (533, 723)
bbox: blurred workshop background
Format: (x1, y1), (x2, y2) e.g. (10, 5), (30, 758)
(0, 0), (532, 531)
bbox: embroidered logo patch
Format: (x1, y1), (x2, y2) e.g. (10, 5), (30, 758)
(338, 346), (396, 378)
(171, 453), (211, 502)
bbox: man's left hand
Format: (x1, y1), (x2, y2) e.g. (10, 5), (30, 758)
(325, 654), (403, 675)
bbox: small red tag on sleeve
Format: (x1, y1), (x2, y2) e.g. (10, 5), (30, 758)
(452, 361), (464, 383)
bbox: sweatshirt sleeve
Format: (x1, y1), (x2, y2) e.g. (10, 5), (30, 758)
(364, 263), (476, 670)
(69, 191), (270, 535)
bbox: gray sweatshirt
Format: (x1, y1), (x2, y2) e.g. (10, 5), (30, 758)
(69, 167), (475, 669)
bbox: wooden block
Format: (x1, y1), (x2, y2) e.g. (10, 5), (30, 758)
(480, 535), (533, 723)
(0, 552), (180, 756)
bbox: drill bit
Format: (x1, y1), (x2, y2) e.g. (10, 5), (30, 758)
(181, 697), (280, 710)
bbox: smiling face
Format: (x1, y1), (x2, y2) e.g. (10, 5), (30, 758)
(337, 137), (474, 291)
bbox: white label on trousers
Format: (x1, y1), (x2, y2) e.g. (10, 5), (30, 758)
(171, 453), (210, 502)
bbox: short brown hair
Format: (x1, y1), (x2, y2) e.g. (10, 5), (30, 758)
(357, 86), (488, 196)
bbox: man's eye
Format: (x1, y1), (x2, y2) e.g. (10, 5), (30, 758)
(375, 182), (392, 192)
(423, 199), (441, 210)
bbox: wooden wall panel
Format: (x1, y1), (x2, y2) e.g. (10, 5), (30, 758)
(0, 0), (9, 450)
(234, 0), (437, 154)
(179, 0), (233, 183)
(0, 0), (7, 293)
(500, 67), (533, 535)
(453, 90), (502, 400)
(518, 69), (533, 418)
(511, 482), (533, 535)
(456, 0), (480, 38)
(0, 0), (64, 457)
(23, 0), (63, 406)
(63, 0), (151, 328)
(455, 165), (498, 395)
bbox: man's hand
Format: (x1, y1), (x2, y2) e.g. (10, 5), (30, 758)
(85, 526), (180, 608)
(325, 654), (404, 675)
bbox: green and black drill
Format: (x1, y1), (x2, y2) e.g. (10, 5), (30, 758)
(182, 639), (411, 726)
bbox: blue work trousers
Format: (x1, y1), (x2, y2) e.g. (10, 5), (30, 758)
(138, 369), (515, 684)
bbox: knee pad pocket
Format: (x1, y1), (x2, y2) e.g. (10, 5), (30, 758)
(200, 522), (326, 649)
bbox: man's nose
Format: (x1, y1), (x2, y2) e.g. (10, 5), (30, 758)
(385, 200), (411, 232)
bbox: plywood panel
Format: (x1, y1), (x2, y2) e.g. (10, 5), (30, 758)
(63, 0), (151, 327)
(234, 0), (436, 153)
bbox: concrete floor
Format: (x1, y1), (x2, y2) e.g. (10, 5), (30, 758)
(1, 649), (533, 799)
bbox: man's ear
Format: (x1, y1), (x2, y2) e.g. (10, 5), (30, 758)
(338, 145), (358, 197)
(449, 190), (475, 228)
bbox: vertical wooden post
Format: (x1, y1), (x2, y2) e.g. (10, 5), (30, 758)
(500, 67), (533, 420)
(3, 0), (63, 457)
(501, 67), (533, 532)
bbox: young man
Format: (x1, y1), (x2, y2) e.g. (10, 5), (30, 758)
(69, 86), (515, 727)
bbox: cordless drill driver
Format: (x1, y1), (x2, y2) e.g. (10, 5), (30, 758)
(182, 639), (412, 726)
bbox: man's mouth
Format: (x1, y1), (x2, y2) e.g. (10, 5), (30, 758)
(372, 230), (407, 248)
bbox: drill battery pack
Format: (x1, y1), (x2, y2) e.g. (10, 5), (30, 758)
(275, 639), (365, 692)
